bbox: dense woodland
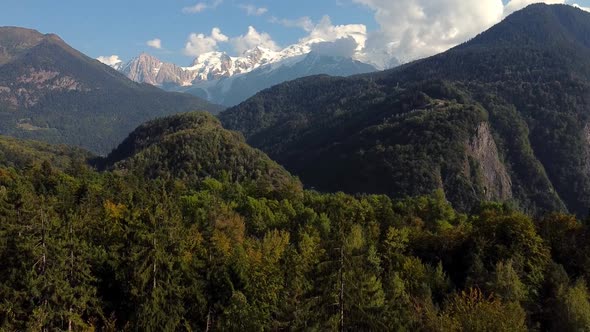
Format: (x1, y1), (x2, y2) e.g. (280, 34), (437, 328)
(3, 137), (590, 331)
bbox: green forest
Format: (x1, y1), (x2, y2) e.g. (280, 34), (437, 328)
(2, 137), (590, 331)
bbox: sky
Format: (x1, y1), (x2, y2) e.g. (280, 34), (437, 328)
(2, 0), (590, 68)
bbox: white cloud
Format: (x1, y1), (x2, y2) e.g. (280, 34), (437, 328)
(183, 26), (278, 56)
(270, 16), (315, 32)
(302, 16), (367, 49)
(184, 27), (228, 56)
(230, 26), (280, 54)
(181, 1), (581, 65)
(269, 15), (368, 61)
(97, 55), (123, 66)
(353, 0), (503, 64)
(182, 0), (222, 14)
(310, 37), (359, 58)
(182, 3), (207, 13)
(146, 38), (162, 49)
(352, 0), (575, 67)
(211, 27), (229, 42)
(239, 4), (268, 16)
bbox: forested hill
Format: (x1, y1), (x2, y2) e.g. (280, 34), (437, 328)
(220, 4), (590, 217)
(4, 115), (590, 330)
(0, 27), (221, 154)
(0, 134), (91, 170)
(96, 111), (302, 198)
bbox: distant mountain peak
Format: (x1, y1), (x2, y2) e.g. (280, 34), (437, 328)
(112, 29), (394, 90)
(0, 26), (220, 154)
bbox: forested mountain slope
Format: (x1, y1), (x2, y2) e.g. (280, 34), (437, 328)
(221, 4), (590, 216)
(96, 111), (302, 198)
(0, 27), (221, 154)
(3, 116), (590, 330)
(0, 134), (91, 170)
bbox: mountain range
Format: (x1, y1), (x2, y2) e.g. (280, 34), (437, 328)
(109, 43), (379, 106)
(220, 3), (590, 217)
(120, 44), (312, 85)
(0, 27), (220, 154)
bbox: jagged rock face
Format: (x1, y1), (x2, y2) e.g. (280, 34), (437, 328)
(198, 53), (234, 80)
(0, 58), (86, 109)
(156, 63), (194, 86)
(121, 53), (198, 86)
(121, 53), (164, 85)
(466, 122), (513, 201)
(118, 49), (287, 86)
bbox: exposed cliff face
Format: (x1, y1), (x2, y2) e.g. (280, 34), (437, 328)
(120, 53), (193, 86)
(0, 66), (86, 109)
(465, 122), (513, 201)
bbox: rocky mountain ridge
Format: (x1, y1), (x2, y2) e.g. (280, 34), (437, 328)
(114, 44), (313, 88)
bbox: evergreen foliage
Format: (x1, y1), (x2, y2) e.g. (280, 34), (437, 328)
(0, 134), (589, 330)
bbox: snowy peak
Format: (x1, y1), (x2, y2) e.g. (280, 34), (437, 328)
(177, 52), (377, 106)
(112, 37), (383, 90)
(181, 46), (307, 81)
(185, 52), (234, 80)
(107, 47), (377, 107)
(113, 45), (311, 87)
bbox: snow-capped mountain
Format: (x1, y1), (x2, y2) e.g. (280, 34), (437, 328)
(112, 44), (314, 88)
(102, 37), (385, 105)
(183, 45), (310, 81)
(173, 52), (377, 106)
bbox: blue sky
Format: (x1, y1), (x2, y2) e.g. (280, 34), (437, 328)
(2, 0), (590, 67)
(1, 0), (375, 64)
